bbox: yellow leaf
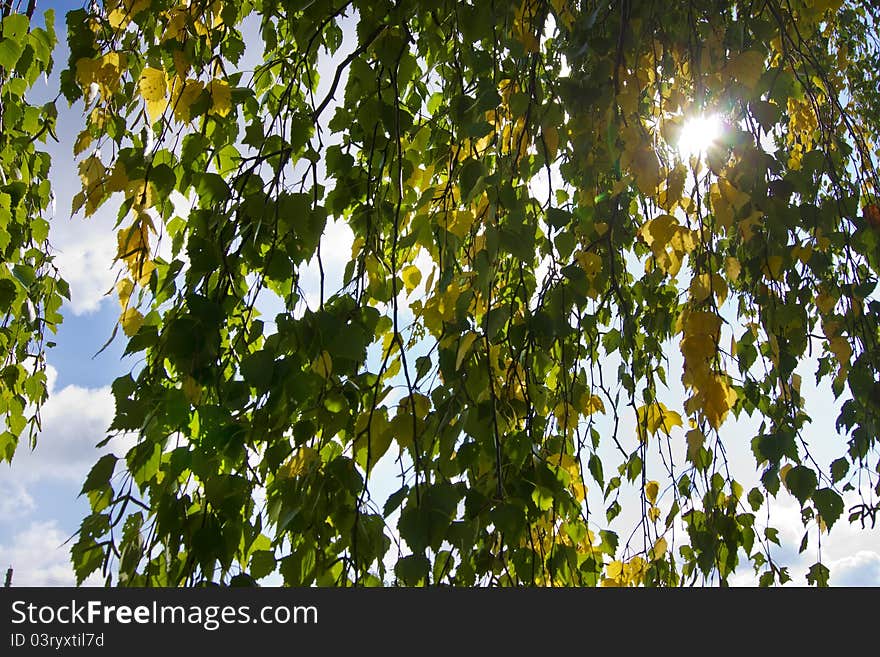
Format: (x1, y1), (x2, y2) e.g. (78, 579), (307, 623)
(701, 375), (738, 429)
(402, 264), (422, 293)
(208, 78), (231, 117)
(762, 255), (784, 280)
(650, 536), (668, 561)
(571, 480), (587, 503)
(686, 428), (704, 460)
(73, 130), (93, 157)
(580, 393), (605, 415)
(116, 277), (134, 309)
(712, 273), (728, 306)
(311, 350), (333, 379)
(138, 67), (169, 123)
(447, 210), (474, 239)
(576, 251), (602, 278)
(636, 402), (683, 441)
(779, 463), (793, 488)
(828, 335), (852, 366)
(76, 52), (127, 101)
(727, 50), (765, 90)
(725, 256), (741, 281)
(77, 155), (106, 216)
(163, 8), (189, 42)
(120, 307), (144, 337)
(606, 560), (624, 580)
(554, 401), (579, 432)
(456, 332), (479, 370)
(107, 9), (128, 29)
(629, 146), (663, 195)
(690, 273), (712, 302)
(172, 49), (191, 78)
(172, 78), (204, 123)
(278, 447), (320, 479)
(645, 480), (660, 505)
(815, 289), (836, 314)
(542, 125), (559, 160)
(182, 376), (202, 404)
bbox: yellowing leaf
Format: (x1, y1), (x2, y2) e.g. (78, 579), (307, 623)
(120, 307), (144, 337)
(73, 130), (93, 157)
(116, 277), (134, 309)
(76, 155), (106, 216)
(138, 67), (169, 123)
(828, 335), (852, 366)
(725, 256), (741, 282)
(75, 52), (127, 101)
(727, 50), (765, 90)
(278, 447), (320, 479)
(402, 265), (422, 293)
(172, 78), (204, 123)
(762, 255), (784, 280)
(580, 393), (605, 415)
(690, 273), (712, 303)
(208, 78), (231, 117)
(182, 376), (202, 405)
(686, 428), (704, 460)
(447, 210), (474, 239)
(542, 125), (559, 160)
(650, 536), (668, 561)
(779, 463), (793, 488)
(816, 289), (836, 314)
(629, 146), (663, 195)
(456, 332), (479, 370)
(576, 251), (602, 278)
(311, 350), (333, 379)
(606, 560), (624, 580)
(636, 402), (683, 441)
(645, 480), (660, 505)
(163, 8), (189, 42)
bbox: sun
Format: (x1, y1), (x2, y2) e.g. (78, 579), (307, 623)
(677, 114), (723, 159)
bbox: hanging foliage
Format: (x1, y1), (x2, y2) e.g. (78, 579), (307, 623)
(0, 3), (68, 462)
(10, 0), (880, 586)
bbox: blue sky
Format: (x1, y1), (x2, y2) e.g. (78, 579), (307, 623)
(1, 0), (878, 587)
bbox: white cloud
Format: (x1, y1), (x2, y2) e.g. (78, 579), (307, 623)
(1, 366), (134, 485)
(727, 491), (880, 586)
(0, 520), (102, 587)
(0, 480), (35, 521)
(51, 217), (118, 315)
(827, 550), (880, 586)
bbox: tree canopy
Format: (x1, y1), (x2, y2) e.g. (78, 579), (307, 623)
(2, 0), (880, 586)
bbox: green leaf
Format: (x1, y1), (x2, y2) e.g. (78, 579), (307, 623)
(829, 457), (849, 483)
(806, 562), (830, 587)
(80, 454), (118, 495)
(2, 13), (30, 39)
(747, 487), (764, 512)
(785, 465), (818, 506)
(395, 553), (429, 585)
(458, 159), (485, 203)
(249, 550), (276, 580)
(0, 38), (23, 69)
(813, 488), (844, 529)
(241, 349), (275, 391)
